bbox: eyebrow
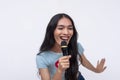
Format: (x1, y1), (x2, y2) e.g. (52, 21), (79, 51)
(57, 25), (73, 27)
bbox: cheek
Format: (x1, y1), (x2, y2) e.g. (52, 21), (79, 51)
(71, 31), (74, 36)
(70, 31), (74, 37)
(54, 28), (61, 35)
(69, 31), (74, 41)
(54, 34), (58, 41)
(54, 36), (61, 45)
(54, 32), (61, 44)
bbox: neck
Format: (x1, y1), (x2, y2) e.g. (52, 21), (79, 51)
(51, 43), (62, 53)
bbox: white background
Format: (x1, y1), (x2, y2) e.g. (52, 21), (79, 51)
(0, 0), (120, 80)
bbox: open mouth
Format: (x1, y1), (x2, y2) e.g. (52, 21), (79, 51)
(60, 36), (69, 42)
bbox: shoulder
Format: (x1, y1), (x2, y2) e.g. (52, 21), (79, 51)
(36, 51), (51, 60)
(37, 51), (49, 57)
(36, 51), (52, 68)
(77, 42), (84, 54)
(36, 51), (62, 61)
(77, 42), (84, 49)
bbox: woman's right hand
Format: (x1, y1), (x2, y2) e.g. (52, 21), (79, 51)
(57, 55), (71, 73)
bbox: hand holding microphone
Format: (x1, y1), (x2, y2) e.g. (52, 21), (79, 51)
(57, 41), (71, 73)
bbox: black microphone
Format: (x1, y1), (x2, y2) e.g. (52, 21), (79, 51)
(61, 40), (68, 56)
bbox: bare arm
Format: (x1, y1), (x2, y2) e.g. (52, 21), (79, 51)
(39, 68), (51, 80)
(80, 54), (106, 73)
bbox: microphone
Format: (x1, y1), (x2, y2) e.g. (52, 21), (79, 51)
(61, 40), (68, 56)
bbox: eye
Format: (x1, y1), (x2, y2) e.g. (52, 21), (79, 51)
(57, 25), (64, 30)
(68, 27), (73, 30)
(68, 26), (73, 30)
(57, 27), (63, 30)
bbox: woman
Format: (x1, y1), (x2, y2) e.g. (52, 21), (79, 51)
(36, 13), (106, 80)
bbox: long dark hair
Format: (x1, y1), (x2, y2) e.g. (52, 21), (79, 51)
(38, 13), (79, 80)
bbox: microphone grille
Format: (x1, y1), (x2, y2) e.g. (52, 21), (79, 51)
(61, 41), (67, 47)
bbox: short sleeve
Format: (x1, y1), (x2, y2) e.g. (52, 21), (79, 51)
(36, 54), (48, 69)
(77, 42), (84, 55)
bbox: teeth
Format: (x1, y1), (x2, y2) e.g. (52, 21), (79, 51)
(60, 36), (69, 40)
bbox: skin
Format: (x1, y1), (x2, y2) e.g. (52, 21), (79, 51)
(39, 17), (107, 80)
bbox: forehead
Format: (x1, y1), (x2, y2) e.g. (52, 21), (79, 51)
(57, 17), (72, 26)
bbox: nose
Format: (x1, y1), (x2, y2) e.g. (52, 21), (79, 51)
(63, 28), (69, 34)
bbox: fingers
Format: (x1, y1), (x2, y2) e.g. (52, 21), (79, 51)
(103, 66), (107, 71)
(59, 55), (71, 66)
(97, 60), (99, 65)
(101, 58), (107, 71)
(58, 55), (71, 72)
(97, 58), (106, 66)
(96, 58), (107, 73)
(59, 55), (71, 60)
(100, 58), (106, 69)
(100, 58), (105, 65)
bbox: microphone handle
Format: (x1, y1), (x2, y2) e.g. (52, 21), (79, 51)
(61, 47), (68, 56)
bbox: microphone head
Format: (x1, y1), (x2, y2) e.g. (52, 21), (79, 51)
(61, 40), (67, 48)
(61, 40), (68, 56)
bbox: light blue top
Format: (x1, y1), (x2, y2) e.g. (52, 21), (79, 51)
(36, 42), (84, 80)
